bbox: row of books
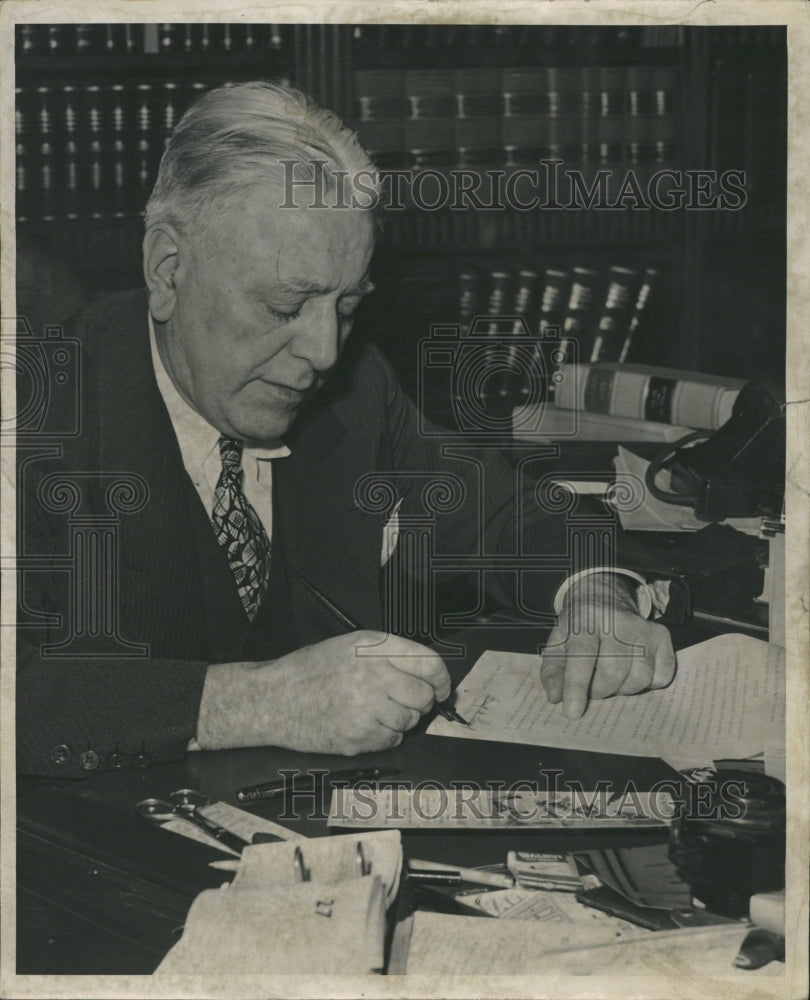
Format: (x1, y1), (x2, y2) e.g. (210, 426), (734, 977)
(13, 74), (677, 222)
(15, 80), (211, 221)
(452, 261), (659, 365)
(353, 65), (680, 171)
(16, 80), (213, 141)
(432, 262), (747, 437)
(17, 23), (784, 62)
(17, 78), (327, 221)
(16, 22), (289, 57)
(414, 265), (744, 439)
(351, 24), (688, 59)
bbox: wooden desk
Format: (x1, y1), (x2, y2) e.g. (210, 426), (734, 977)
(16, 623), (711, 975)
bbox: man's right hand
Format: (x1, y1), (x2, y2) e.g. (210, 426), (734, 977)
(195, 631), (451, 755)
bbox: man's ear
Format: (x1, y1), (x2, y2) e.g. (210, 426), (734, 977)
(143, 225), (182, 322)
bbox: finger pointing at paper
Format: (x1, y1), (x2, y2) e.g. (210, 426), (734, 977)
(540, 578), (677, 720)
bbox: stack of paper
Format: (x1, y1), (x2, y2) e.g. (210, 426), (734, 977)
(427, 634), (785, 771)
(404, 911), (775, 976)
(156, 831), (402, 975)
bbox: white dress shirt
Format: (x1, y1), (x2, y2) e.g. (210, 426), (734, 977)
(148, 314), (290, 538)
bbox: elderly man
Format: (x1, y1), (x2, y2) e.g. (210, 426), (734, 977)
(17, 81), (675, 778)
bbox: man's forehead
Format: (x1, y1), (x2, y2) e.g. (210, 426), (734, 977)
(264, 209), (374, 287)
(213, 185), (375, 290)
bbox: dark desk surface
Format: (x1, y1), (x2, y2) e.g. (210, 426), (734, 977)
(16, 622), (720, 975)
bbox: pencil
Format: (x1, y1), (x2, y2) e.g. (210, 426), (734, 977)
(287, 564), (468, 724)
(408, 859), (515, 888)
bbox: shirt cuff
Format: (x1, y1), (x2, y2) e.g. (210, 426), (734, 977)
(553, 567), (669, 620)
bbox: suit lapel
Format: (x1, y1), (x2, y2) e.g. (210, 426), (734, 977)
(91, 293), (243, 658)
(276, 397), (385, 633)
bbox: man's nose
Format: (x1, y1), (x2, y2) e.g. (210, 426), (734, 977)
(288, 300), (341, 372)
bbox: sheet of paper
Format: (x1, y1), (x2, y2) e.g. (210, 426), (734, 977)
(405, 912), (773, 976)
(405, 910), (650, 973)
(230, 830), (402, 905)
(159, 816), (240, 856)
(458, 886), (643, 933)
(157, 877), (386, 975)
(156, 800), (305, 856)
(198, 800), (306, 842)
(328, 788), (674, 829)
(427, 634), (784, 766)
(613, 447), (761, 534)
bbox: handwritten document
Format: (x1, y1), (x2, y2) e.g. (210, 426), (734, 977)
(404, 912), (771, 976)
(427, 634), (785, 766)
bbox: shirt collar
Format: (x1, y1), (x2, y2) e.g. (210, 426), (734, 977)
(148, 313), (290, 484)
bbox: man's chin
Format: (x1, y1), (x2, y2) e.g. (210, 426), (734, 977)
(230, 407), (299, 445)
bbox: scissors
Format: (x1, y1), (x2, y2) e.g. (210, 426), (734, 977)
(135, 788), (248, 855)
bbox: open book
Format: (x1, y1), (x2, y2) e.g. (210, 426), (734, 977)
(427, 634), (785, 770)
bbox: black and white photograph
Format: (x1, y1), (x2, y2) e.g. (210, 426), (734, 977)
(1, 2), (807, 997)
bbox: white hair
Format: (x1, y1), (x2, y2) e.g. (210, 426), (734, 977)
(145, 80), (381, 239)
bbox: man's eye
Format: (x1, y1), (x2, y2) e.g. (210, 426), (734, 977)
(267, 305), (301, 323)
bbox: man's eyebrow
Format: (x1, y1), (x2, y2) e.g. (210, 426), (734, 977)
(274, 276), (376, 297)
(274, 277), (330, 295)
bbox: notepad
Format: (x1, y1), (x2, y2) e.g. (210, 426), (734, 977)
(156, 831), (401, 976)
(427, 634), (785, 768)
(231, 829), (403, 906)
(157, 878), (387, 975)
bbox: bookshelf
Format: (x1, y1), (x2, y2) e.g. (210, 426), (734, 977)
(15, 23), (786, 390)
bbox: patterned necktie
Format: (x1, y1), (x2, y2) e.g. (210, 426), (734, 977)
(211, 437), (271, 621)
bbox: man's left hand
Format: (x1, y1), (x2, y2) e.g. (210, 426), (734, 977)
(540, 581), (677, 720)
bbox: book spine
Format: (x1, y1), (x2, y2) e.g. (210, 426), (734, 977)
(454, 67), (501, 168)
(491, 268), (541, 404)
(597, 66), (626, 200)
(403, 69), (456, 172)
(485, 267), (512, 330)
(457, 266), (484, 332)
(530, 267), (569, 384)
(618, 267), (659, 362)
(537, 268), (570, 337)
(554, 364), (744, 430)
(557, 267), (600, 366)
(353, 69), (406, 170)
(589, 265), (639, 362)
